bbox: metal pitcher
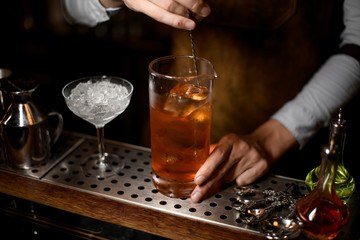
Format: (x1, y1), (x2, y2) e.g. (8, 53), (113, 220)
(0, 83), (63, 169)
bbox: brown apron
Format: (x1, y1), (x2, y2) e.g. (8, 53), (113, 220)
(171, 0), (344, 143)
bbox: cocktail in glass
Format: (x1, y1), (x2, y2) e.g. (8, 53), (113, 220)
(62, 75), (133, 178)
(149, 55), (216, 198)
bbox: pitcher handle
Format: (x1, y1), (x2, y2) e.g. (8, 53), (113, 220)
(47, 111), (63, 147)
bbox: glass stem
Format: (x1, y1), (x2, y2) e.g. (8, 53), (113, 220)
(96, 127), (106, 165)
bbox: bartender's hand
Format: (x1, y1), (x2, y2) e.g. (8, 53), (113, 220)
(191, 119), (297, 203)
(100, 0), (211, 30)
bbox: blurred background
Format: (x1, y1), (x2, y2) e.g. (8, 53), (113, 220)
(0, 1), (359, 238)
(0, 0), (359, 185)
(0, 0), (172, 147)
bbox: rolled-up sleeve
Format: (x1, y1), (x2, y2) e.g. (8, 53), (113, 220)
(271, 0), (360, 149)
(63, 0), (110, 27)
(341, 0), (360, 47)
(272, 55), (360, 148)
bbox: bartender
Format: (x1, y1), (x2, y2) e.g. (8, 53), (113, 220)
(63, 0), (360, 203)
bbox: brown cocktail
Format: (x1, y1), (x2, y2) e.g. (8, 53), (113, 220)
(148, 55), (216, 198)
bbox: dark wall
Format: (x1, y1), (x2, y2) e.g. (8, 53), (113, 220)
(0, 1), (359, 188)
(0, 0), (171, 146)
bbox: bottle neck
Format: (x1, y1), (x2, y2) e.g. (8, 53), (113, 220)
(329, 130), (345, 165)
(317, 145), (339, 193)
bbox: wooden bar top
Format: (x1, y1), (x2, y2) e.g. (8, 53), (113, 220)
(0, 132), (358, 239)
(0, 132), (267, 240)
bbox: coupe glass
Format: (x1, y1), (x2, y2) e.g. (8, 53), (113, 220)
(62, 75), (133, 178)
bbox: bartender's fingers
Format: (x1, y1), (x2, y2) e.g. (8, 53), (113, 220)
(175, 0), (211, 17)
(191, 134), (271, 203)
(210, 144), (216, 153)
(222, 152), (270, 185)
(191, 135), (244, 203)
(124, 0), (196, 30)
(191, 160), (266, 203)
(148, 0), (188, 16)
(235, 161), (270, 186)
(193, 135), (235, 186)
(191, 158), (238, 203)
(192, 179), (223, 203)
(221, 144), (269, 183)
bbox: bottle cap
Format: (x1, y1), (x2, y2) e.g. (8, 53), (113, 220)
(330, 108), (346, 134)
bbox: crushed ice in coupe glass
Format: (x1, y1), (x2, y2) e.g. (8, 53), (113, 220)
(63, 76), (133, 178)
(66, 80), (130, 127)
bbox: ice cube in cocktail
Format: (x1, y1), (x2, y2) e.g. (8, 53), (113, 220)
(150, 82), (212, 192)
(164, 83), (209, 118)
(149, 55), (215, 198)
(169, 83), (209, 101)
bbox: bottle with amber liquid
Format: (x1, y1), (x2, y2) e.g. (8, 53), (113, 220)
(305, 109), (355, 203)
(295, 144), (349, 240)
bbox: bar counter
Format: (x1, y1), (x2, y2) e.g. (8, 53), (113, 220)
(0, 131), (358, 239)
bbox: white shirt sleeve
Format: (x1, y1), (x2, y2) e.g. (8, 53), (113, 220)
(63, 0), (111, 27)
(341, 0), (360, 47)
(272, 0), (360, 148)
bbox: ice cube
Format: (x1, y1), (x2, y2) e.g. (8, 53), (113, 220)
(169, 83), (209, 101)
(164, 154), (179, 165)
(164, 83), (209, 117)
(189, 102), (211, 127)
(163, 97), (196, 117)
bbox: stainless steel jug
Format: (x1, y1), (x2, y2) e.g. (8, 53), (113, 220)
(0, 83), (63, 169)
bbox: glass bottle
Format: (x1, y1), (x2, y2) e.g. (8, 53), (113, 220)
(305, 108), (355, 203)
(295, 144), (349, 240)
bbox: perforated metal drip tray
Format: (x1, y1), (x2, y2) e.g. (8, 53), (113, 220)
(0, 132), (84, 179)
(40, 132), (308, 236)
